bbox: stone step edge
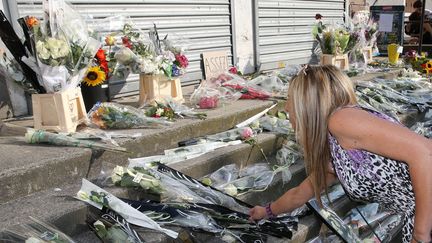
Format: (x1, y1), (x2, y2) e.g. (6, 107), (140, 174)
(0, 99), (283, 204)
(0, 132), (284, 228)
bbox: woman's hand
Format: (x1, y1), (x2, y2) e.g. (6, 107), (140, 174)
(248, 206), (267, 221)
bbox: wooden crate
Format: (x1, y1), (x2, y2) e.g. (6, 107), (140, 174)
(32, 87), (86, 133)
(320, 54), (349, 70)
(139, 74), (184, 106)
(363, 46), (373, 62)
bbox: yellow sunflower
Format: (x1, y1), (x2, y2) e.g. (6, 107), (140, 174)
(83, 66), (106, 86)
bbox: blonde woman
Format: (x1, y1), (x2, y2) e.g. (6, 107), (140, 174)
(248, 65), (432, 243)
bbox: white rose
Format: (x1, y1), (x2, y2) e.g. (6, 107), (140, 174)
(25, 237), (43, 243)
(155, 108), (164, 116)
(46, 38), (62, 50)
(36, 41), (50, 60)
(223, 184), (238, 196)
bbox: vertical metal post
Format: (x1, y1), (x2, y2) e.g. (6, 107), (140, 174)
(229, 0), (238, 67)
(418, 0), (426, 53)
(252, 0), (260, 72)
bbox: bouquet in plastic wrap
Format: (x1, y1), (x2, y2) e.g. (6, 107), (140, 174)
(145, 98), (207, 120)
(138, 24), (190, 78)
(111, 166), (163, 194)
(88, 102), (171, 129)
(25, 129), (127, 153)
(248, 74), (288, 97)
(201, 163), (292, 197)
(121, 198), (297, 241)
(0, 51), (35, 92)
(190, 84), (242, 109)
(219, 73), (272, 100)
(315, 27), (351, 55)
(1, 216), (76, 243)
(87, 210), (144, 243)
(21, 0), (100, 93)
(76, 178), (178, 238)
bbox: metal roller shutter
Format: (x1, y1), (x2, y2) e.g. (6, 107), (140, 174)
(254, 0), (347, 71)
(16, 0), (234, 98)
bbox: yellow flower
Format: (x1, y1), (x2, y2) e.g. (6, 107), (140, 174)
(83, 66), (106, 86)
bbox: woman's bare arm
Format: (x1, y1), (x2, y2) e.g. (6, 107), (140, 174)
(329, 108), (432, 241)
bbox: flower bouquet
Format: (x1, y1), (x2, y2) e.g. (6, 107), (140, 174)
(111, 165), (163, 194)
(25, 129), (127, 153)
(144, 98), (207, 120)
(202, 163), (292, 197)
(128, 140), (241, 167)
(121, 198), (297, 241)
(215, 73), (272, 100)
(145, 102), (176, 120)
(87, 210), (144, 243)
(76, 178), (178, 238)
(81, 48), (114, 111)
(0, 51), (35, 92)
(1, 216), (76, 243)
(88, 102), (172, 129)
(22, 0), (100, 93)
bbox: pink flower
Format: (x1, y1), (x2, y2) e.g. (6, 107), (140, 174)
(175, 54), (189, 68)
(240, 127), (254, 140)
(229, 66), (238, 74)
(199, 96), (219, 109)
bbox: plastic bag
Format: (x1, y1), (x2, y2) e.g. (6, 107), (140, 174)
(221, 74), (272, 100)
(259, 115), (294, 137)
(202, 164), (239, 188)
(190, 84), (221, 109)
(190, 81), (242, 109)
(248, 74), (288, 96)
(276, 140), (303, 166)
(155, 164), (251, 214)
(410, 121), (432, 138)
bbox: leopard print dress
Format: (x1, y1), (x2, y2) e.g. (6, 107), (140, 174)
(328, 106), (415, 243)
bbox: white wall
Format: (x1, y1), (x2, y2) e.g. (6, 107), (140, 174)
(232, 0), (255, 74)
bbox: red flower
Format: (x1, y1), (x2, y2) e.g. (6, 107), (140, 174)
(100, 61), (109, 75)
(96, 49), (106, 62)
(229, 66), (238, 74)
(315, 14), (323, 20)
(122, 36), (132, 49)
(175, 54), (189, 68)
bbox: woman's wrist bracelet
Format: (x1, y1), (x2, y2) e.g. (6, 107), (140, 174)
(265, 202), (276, 219)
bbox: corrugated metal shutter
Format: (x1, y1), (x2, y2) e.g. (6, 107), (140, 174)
(16, 0), (234, 98)
(255, 0), (346, 71)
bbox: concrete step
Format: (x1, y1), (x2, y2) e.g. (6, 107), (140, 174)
(0, 99), (283, 204)
(0, 132), (283, 231)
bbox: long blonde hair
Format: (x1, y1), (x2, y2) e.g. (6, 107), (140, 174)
(288, 65), (357, 204)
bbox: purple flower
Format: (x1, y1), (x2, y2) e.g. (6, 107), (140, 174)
(172, 64), (181, 77)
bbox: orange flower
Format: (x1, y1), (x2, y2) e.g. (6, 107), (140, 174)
(26, 17), (39, 28)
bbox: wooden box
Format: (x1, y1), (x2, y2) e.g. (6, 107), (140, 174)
(363, 46), (373, 62)
(320, 54), (349, 70)
(139, 74), (184, 106)
(32, 87), (86, 133)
